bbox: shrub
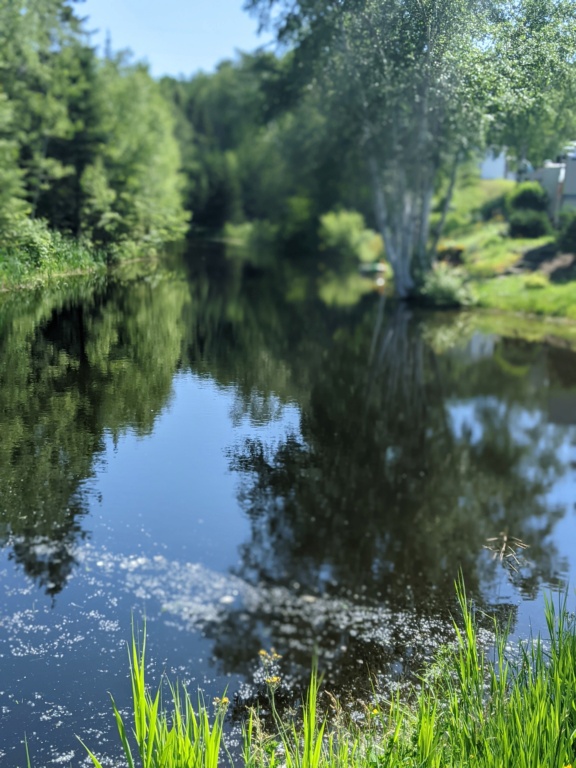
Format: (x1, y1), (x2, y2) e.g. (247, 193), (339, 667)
(508, 210), (552, 239)
(437, 242), (465, 265)
(505, 181), (549, 214)
(13, 218), (55, 266)
(523, 272), (549, 289)
(0, 217), (107, 287)
(480, 194), (507, 221)
(319, 209), (384, 263)
(558, 209), (576, 253)
(420, 263), (476, 307)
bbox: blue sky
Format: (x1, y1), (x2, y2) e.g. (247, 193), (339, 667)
(79, 0), (273, 78)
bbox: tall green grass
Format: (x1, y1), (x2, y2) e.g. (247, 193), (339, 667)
(82, 627), (228, 768)
(0, 221), (108, 290)
(82, 585), (576, 768)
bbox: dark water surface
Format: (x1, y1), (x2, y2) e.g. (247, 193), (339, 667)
(2, 246), (576, 765)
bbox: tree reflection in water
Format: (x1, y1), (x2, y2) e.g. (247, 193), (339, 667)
(0, 270), (191, 596)
(216, 298), (569, 692)
(0, 254), (572, 697)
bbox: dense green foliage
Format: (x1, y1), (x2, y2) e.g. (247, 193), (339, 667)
(506, 181), (550, 215)
(508, 209), (553, 238)
(3, 0), (576, 297)
(486, 0), (576, 169)
(0, 0), (188, 280)
(160, 53), (363, 249)
(558, 209), (576, 253)
(155, 0), (576, 297)
(420, 262), (477, 306)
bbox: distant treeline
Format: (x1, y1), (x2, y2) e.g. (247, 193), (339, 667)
(0, 0), (188, 271)
(0, 0), (360, 275)
(160, 52), (370, 245)
(3, 0), (576, 290)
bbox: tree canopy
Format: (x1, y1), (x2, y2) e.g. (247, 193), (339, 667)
(238, 0), (576, 294)
(2, 0), (576, 292)
(0, 0), (188, 264)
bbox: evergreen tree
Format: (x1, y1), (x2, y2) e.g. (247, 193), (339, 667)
(0, 0), (189, 270)
(80, 57), (189, 253)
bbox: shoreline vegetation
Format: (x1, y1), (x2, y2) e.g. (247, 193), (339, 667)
(2, 3), (576, 320)
(0, 0), (189, 296)
(0, 231), (107, 291)
(4, 173), (576, 330)
(432, 178), (576, 321)
(0, 234), (168, 293)
(69, 584), (576, 768)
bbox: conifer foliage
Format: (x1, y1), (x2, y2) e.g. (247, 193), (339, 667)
(0, 0), (188, 267)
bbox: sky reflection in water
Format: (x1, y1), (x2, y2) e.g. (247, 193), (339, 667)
(1, 251), (576, 765)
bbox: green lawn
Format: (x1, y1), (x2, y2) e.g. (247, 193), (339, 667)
(473, 274), (576, 320)
(434, 177), (576, 320)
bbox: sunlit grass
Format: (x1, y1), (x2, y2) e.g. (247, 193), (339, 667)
(431, 178), (514, 237)
(244, 585), (576, 768)
(474, 274), (576, 319)
(449, 178), (515, 220)
(0, 229), (108, 290)
(431, 181), (576, 318)
(81, 625), (228, 768)
(76, 582), (576, 768)
(444, 221), (555, 279)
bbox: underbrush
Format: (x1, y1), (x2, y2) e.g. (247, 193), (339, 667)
(72, 583), (576, 768)
(0, 218), (173, 290)
(420, 263), (477, 307)
(0, 219), (108, 289)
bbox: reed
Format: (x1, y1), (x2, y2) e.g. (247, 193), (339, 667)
(82, 584), (576, 768)
(81, 625), (228, 768)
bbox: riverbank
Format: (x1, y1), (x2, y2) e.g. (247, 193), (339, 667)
(474, 274), (576, 319)
(0, 225), (174, 292)
(81, 586), (576, 768)
(0, 226), (108, 291)
(436, 179), (576, 320)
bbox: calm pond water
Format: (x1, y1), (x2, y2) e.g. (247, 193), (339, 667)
(2, 245), (576, 766)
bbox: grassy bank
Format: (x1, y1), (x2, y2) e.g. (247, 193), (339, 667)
(0, 219), (177, 292)
(446, 216), (576, 319)
(431, 177), (576, 320)
(474, 274), (576, 320)
(76, 585), (576, 768)
(0, 223), (109, 291)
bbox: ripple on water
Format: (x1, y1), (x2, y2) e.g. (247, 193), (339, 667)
(1, 542), (469, 766)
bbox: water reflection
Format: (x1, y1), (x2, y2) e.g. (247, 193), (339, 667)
(0, 251), (574, 642)
(228, 302), (567, 614)
(0, 269), (190, 596)
(3, 250), (576, 765)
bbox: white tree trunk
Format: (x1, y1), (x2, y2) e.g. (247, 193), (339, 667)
(369, 155), (416, 299)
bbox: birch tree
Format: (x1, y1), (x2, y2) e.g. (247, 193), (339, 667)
(486, 0), (576, 169)
(247, 0), (492, 297)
